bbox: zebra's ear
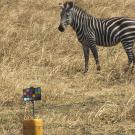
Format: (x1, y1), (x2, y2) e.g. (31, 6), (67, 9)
(65, 1), (74, 9)
(68, 1), (74, 8)
(59, 3), (64, 9)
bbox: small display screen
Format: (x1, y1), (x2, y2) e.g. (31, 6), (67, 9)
(23, 87), (41, 101)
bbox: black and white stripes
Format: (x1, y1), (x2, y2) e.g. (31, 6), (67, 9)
(58, 1), (135, 73)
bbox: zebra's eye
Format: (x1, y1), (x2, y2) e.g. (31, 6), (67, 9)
(66, 13), (70, 17)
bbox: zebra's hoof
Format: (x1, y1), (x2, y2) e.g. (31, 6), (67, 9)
(83, 69), (88, 74)
(124, 65), (129, 73)
(131, 66), (134, 73)
(97, 65), (101, 71)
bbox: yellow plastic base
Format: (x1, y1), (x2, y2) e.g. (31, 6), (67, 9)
(23, 119), (43, 135)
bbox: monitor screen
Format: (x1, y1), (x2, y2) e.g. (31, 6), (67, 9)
(23, 87), (41, 101)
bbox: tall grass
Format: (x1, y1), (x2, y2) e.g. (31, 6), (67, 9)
(0, 0), (135, 134)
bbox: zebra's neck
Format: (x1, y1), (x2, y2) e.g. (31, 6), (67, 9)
(70, 6), (94, 32)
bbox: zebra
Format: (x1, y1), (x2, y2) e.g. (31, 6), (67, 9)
(58, 1), (135, 73)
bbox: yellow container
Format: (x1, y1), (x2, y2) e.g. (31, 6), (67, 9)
(23, 119), (43, 135)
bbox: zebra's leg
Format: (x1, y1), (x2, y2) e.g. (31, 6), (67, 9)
(132, 45), (135, 72)
(83, 45), (89, 73)
(122, 41), (134, 72)
(90, 44), (101, 71)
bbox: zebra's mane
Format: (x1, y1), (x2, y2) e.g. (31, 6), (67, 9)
(73, 4), (129, 21)
(73, 5), (89, 15)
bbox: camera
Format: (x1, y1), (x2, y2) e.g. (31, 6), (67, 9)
(23, 87), (41, 101)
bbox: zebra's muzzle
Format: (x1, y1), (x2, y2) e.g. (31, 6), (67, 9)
(58, 25), (65, 32)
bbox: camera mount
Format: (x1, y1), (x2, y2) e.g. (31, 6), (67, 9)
(23, 87), (41, 118)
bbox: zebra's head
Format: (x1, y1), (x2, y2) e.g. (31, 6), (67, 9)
(58, 1), (74, 32)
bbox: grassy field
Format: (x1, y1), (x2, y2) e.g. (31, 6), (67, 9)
(0, 0), (135, 134)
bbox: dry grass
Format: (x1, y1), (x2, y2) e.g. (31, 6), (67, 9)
(0, 0), (135, 134)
